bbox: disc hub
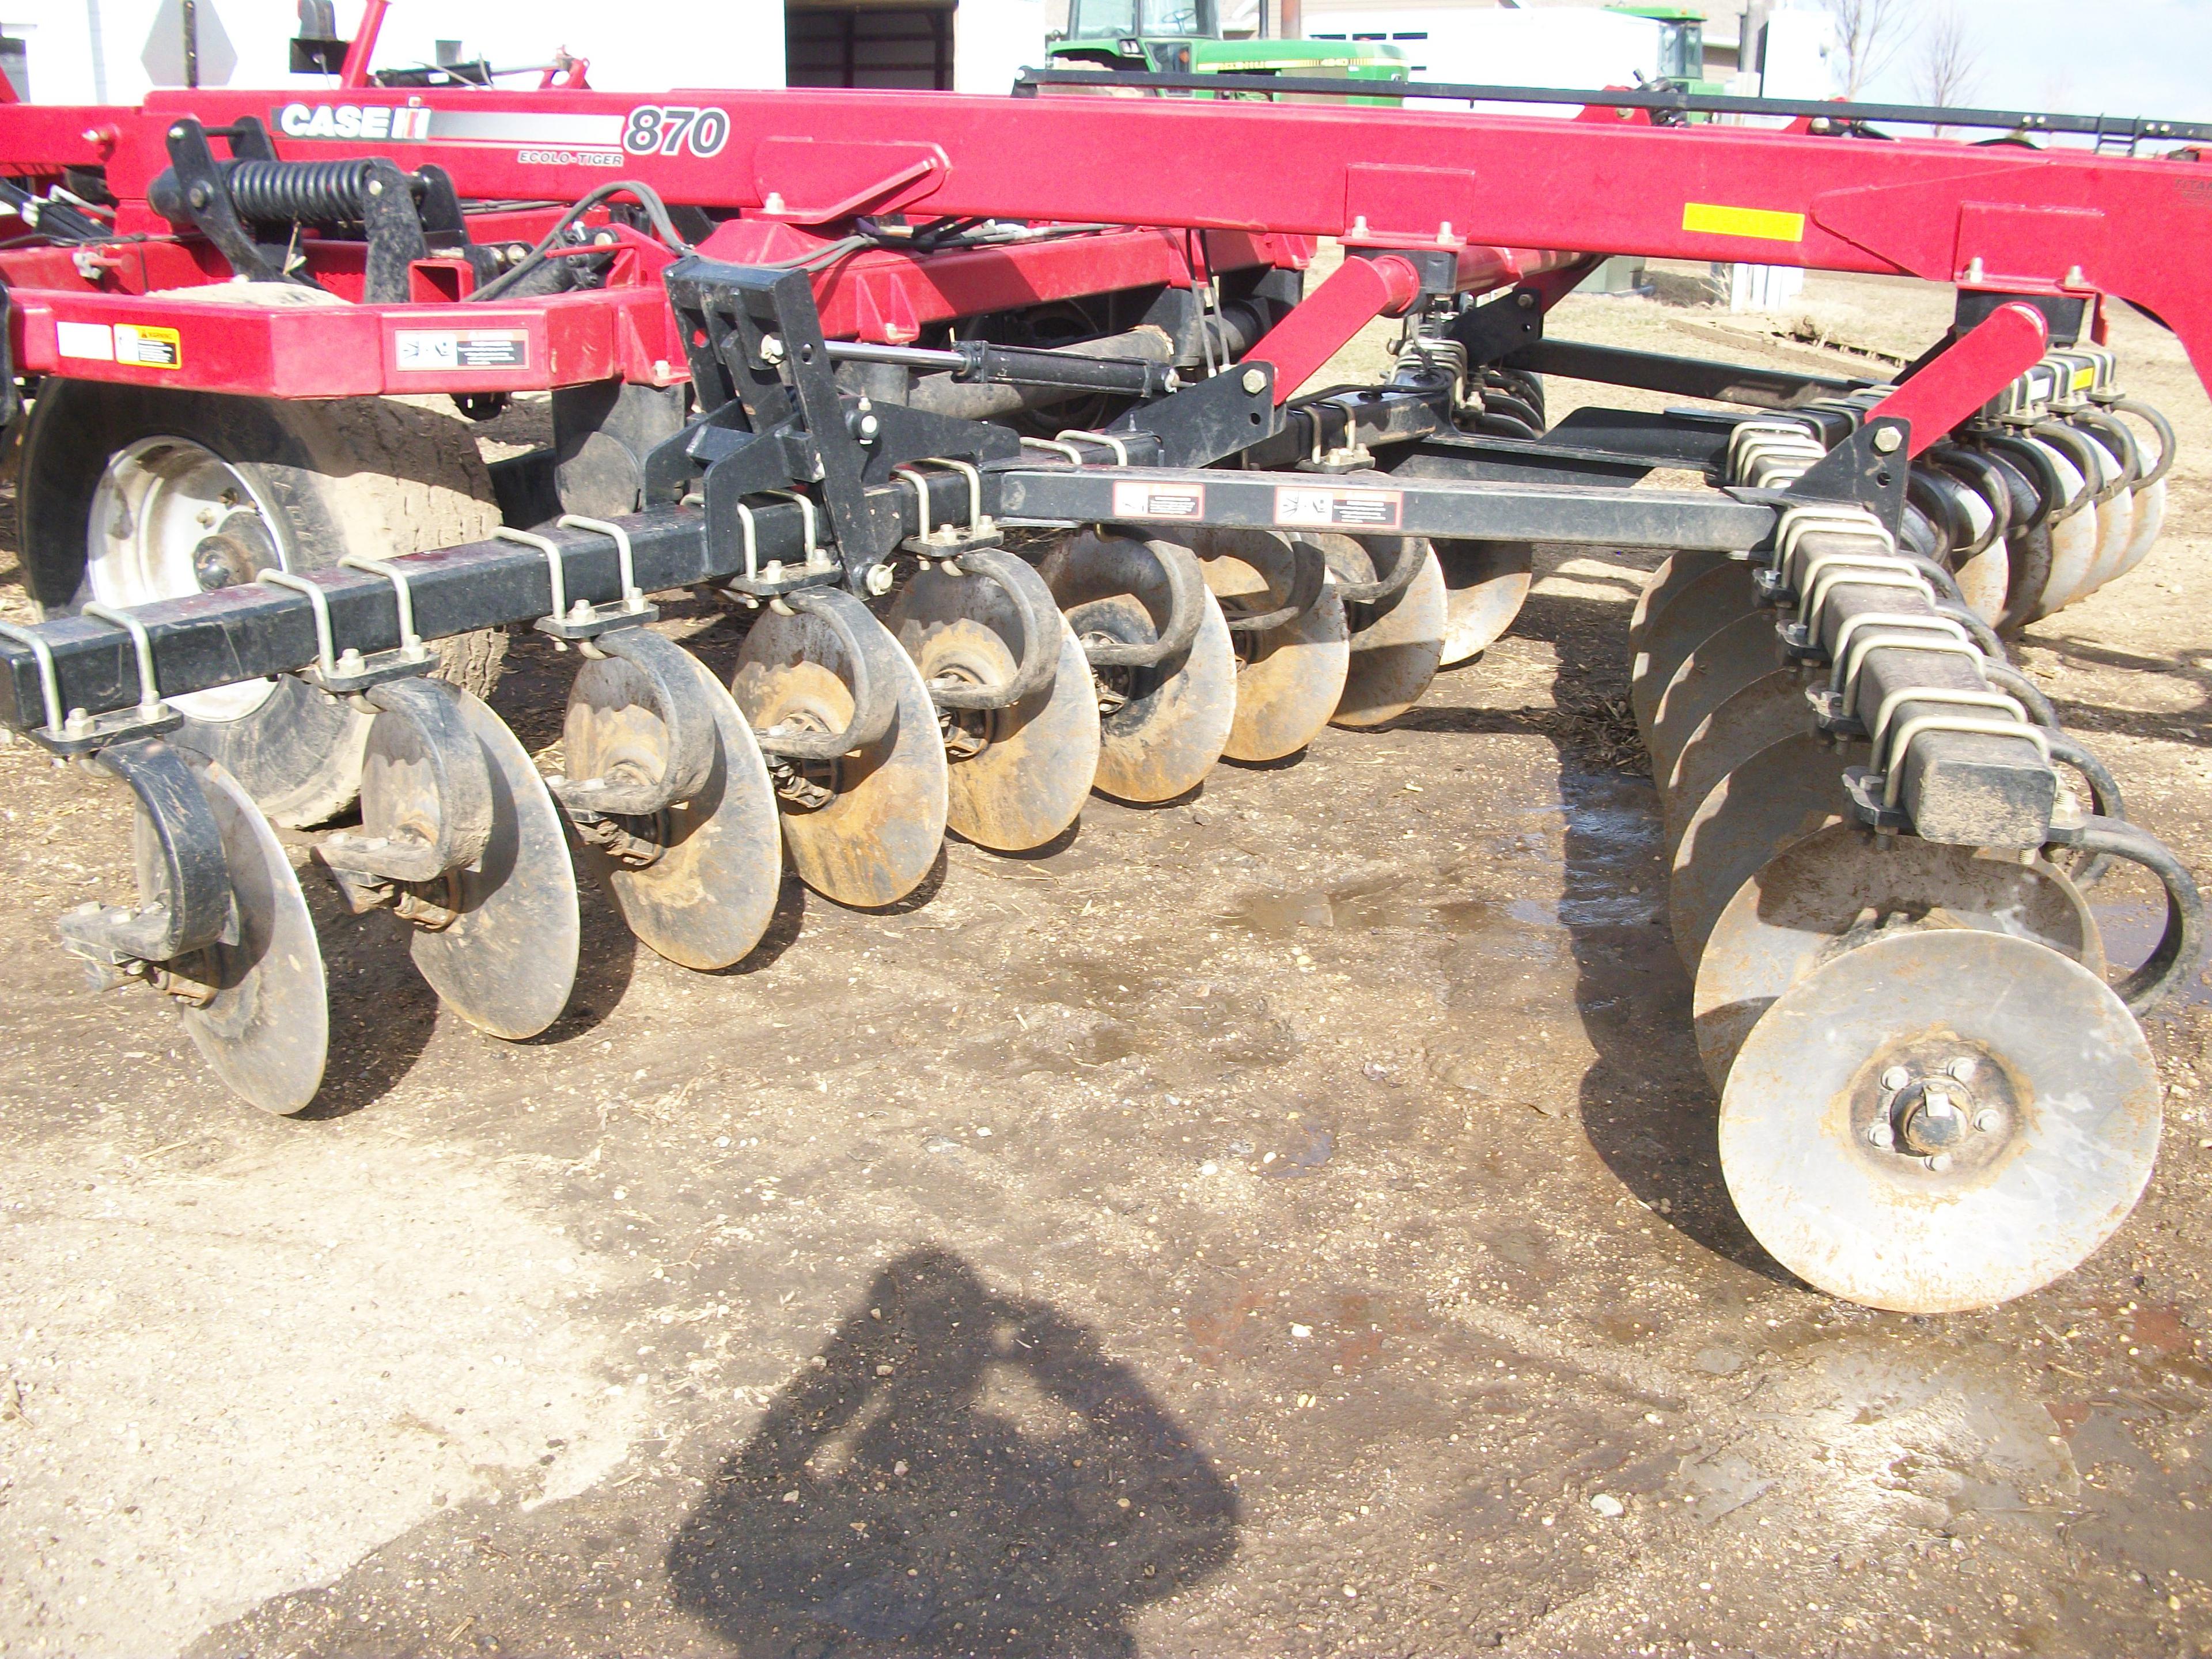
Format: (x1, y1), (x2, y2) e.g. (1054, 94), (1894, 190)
(1859, 1047), (2017, 1173)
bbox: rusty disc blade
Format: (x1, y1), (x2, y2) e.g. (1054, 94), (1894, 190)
(566, 640), (782, 971)
(1719, 929), (2160, 1313)
(1431, 539), (1533, 666)
(1630, 559), (1758, 738)
(887, 564), (1102, 852)
(173, 757), (329, 1115)
(1695, 822), (2107, 1093)
(734, 601), (949, 908)
(1660, 667), (1809, 856)
(1196, 528), (1350, 763)
(1323, 537), (1446, 728)
(1646, 609), (1786, 787)
(1628, 551), (1727, 655)
(1042, 529), (1235, 804)
(405, 689), (580, 1039)
(1667, 730), (1851, 976)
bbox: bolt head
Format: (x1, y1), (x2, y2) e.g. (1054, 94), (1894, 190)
(1880, 1065), (1911, 1092)
(1972, 1108), (2005, 1134)
(866, 565), (896, 596)
(1241, 368), (1267, 395)
(1870, 425), (1904, 454)
(1927, 1153), (1954, 1173)
(1865, 1122), (1896, 1149)
(1947, 1056), (1977, 1082)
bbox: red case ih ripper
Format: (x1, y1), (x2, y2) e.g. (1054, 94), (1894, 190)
(0, 48), (2204, 1314)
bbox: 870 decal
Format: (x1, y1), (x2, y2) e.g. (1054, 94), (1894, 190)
(623, 106), (731, 158)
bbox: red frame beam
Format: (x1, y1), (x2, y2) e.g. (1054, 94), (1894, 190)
(0, 84), (2206, 393)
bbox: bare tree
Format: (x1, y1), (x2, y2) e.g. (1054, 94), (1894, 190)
(1821, 0), (1908, 99)
(1914, 2), (1983, 130)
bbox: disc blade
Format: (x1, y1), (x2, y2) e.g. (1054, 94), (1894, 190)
(1953, 539), (2009, 628)
(887, 564), (1102, 852)
(2115, 474), (2165, 580)
(1432, 539), (1533, 666)
(1667, 730), (1850, 975)
(1660, 667), (1806, 855)
(1629, 560), (1758, 737)
(1042, 529), (1236, 804)
(1325, 539), (1446, 728)
(407, 689), (581, 1039)
(1720, 930), (2160, 1313)
(2084, 448), (2136, 593)
(1628, 551), (1726, 655)
(1646, 609), (1785, 786)
(1195, 529), (1350, 763)
(1694, 822), (2106, 1092)
(733, 602), (949, 908)
(2032, 447), (2101, 618)
(176, 757), (329, 1114)
(566, 638), (783, 971)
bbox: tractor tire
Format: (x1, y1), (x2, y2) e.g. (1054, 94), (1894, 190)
(19, 382), (505, 827)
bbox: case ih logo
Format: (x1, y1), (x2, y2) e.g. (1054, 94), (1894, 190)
(276, 103), (434, 140)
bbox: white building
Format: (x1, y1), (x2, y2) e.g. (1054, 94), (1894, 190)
(0, 0), (1049, 102)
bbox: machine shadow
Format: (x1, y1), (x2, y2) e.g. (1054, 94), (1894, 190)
(1403, 573), (1789, 1282)
(666, 1246), (1240, 1658)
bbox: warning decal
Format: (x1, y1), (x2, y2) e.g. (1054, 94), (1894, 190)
(115, 325), (181, 368)
(1111, 480), (1206, 520)
(57, 321), (181, 369)
(1273, 485), (1403, 531)
(395, 329), (530, 372)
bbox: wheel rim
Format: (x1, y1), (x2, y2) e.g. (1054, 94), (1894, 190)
(87, 436), (289, 722)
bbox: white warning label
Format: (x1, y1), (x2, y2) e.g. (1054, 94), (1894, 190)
(1111, 481), (1206, 520)
(1273, 485), (1403, 531)
(395, 329), (529, 372)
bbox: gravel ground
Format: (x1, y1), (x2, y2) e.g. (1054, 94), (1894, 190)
(0, 262), (2207, 1659)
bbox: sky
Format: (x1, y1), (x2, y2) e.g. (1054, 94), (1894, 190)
(1847, 0), (2212, 126)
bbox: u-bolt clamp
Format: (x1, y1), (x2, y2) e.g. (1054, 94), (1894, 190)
(0, 617), (67, 746)
(1809, 613), (1980, 736)
(28, 603), (191, 753)
(261, 565), (440, 697)
(1781, 558), (1931, 660)
(498, 523), (657, 645)
(896, 458), (1002, 560)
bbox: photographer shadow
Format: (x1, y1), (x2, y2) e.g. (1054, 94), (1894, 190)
(668, 1247), (1238, 1658)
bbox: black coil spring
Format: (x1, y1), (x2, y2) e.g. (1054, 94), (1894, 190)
(225, 158), (384, 223)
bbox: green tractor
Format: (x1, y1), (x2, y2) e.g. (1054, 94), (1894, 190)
(1047, 0), (1410, 100)
(1604, 3), (1727, 96)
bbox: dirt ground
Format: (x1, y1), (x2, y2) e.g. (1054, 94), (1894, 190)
(2, 260), (2210, 1659)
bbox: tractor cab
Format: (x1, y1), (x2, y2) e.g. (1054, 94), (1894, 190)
(1050, 0), (1408, 90)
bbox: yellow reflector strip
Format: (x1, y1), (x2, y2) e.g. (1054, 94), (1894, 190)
(1682, 201), (1808, 243)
